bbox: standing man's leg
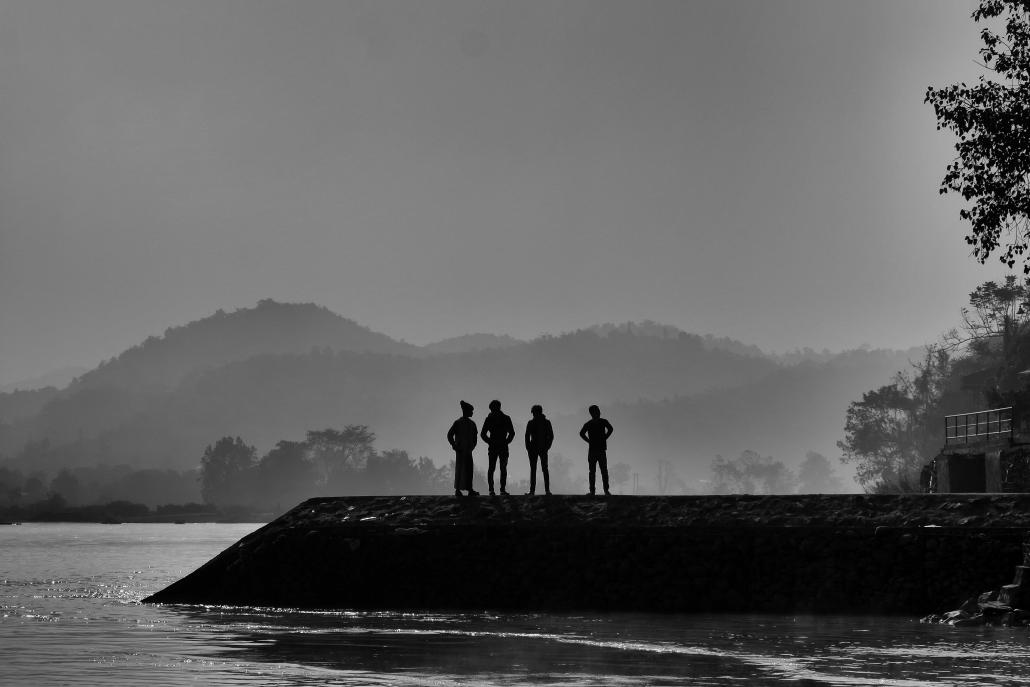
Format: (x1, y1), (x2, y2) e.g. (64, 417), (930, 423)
(588, 454), (597, 495)
(465, 452), (479, 495)
(499, 452), (509, 494)
(487, 449), (498, 495)
(599, 451), (610, 495)
(456, 451), (474, 495)
(454, 451), (463, 496)
(528, 453), (538, 495)
(540, 451), (551, 495)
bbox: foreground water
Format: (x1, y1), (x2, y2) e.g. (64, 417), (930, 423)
(2, 524), (1030, 686)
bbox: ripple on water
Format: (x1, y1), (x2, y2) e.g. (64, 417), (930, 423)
(4, 524), (1030, 685)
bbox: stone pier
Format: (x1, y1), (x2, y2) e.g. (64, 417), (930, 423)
(144, 494), (1030, 614)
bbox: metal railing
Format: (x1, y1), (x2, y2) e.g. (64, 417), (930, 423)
(944, 406), (1013, 445)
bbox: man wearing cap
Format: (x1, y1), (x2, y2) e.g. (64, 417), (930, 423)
(480, 399), (516, 496)
(448, 400), (479, 497)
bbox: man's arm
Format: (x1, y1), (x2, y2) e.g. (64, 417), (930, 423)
(504, 416), (516, 445)
(447, 422), (458, 450)
(603, 419), (613, 440)
(480, 421), (490, 444)
(579, 423), (589, 442)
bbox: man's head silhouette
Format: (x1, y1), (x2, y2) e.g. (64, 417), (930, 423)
(460, 400), (474, 417)
(489, 400), (501, 412)
(588, 405), (600, 419)
(531, 404), (543, 416)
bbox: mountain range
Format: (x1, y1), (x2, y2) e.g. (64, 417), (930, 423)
(0, 300), (925, 490)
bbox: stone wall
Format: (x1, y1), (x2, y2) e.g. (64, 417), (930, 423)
(144, 495), (1028, 614)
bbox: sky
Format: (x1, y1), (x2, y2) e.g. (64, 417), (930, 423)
(0, 0), (1012, 386)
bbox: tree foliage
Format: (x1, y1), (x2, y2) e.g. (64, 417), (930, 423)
(710, 450), (796, 494)
(198, 426), (451, 508)
(956, 275), (1030, 353)
(656, 460), (690, 495)
(305, 426), (377, 489)
(838, 348), (951, 490)
(948, 275), (1030, 406)
(796, 451), (843, 494)
(926, 1), (1030, 271)
(256, 440), (317, 508)
(50, 468), (82, 505)
(609, 462), (632, 493)
(200, 436), (258, 506)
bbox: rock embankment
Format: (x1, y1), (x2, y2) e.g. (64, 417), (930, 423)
(923, 540), (1030, 626)
(143, 494), (1030, 613)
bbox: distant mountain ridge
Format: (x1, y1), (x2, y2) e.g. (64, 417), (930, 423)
(422, 333), (524, 355)
(584, 320), (909, 365)
(70, 299), (421, 392)
(0, 300), (925, 492)
(0, 324), (780, 466)
(0, 366), (89, 393)
(552, 347), (925, 486)
(587, 321), (765, 358)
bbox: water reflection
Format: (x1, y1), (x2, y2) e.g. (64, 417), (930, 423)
(6, 525), (1030, 686)
(153, 606), (1030, 686)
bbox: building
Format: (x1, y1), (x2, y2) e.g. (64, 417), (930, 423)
(930, 406), (1030, 492)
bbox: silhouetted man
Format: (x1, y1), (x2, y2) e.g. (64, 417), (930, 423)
(579, 405), (613, 496)
(448, 400), (479, 497)
(481, 399), (516, 496)
(525, 404), (554, 495)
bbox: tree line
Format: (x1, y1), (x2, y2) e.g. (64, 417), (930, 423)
(199, 427), (450, 509)
(839, 0), (1030, 492)
(0, 464), (200, 510)
(199, 425), (646, 507)
(709, 450), (842, 495)
(839, 277), (1030, 491)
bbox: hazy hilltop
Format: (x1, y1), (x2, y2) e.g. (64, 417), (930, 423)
(548, 347), (923, 489)
(585, 321), (905, 366)
(0, 301), (923, 491)
(589, 321), (764, 359)
(0, 300), (421, 456)
(0, 323), (780, 469)
(422, 333), (524, 355)
(0, 387), (62, 425)
(0, 366), (89, 393)
(70, 299), (420, 392)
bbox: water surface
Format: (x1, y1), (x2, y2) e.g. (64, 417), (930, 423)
(2, 523), (1029, 685)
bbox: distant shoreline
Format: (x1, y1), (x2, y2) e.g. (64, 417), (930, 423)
(0, 501), (275, 525)
(0, 516), (270, 525)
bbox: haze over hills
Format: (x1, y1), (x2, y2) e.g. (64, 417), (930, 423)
(586, 321), (904, 366)
(422, 333), (525, 355)
(554, 348), (924, 489)
(0, 366), (89, 394)
(0, 300), (927, 491)
(69, 299), (423, 392)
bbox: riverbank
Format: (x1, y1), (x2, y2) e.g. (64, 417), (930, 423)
(0, 499), (273, 524)
(144, 494), (1030, 614)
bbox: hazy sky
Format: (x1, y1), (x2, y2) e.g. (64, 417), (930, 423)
(0, 0), (1010, 385)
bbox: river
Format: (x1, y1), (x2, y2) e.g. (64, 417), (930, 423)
(2, 522), (1029, 685)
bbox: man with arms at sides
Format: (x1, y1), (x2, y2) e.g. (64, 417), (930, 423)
(525, 404), (554, 496)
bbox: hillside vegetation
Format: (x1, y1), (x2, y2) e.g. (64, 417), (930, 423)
(0, 300), (916, 493)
